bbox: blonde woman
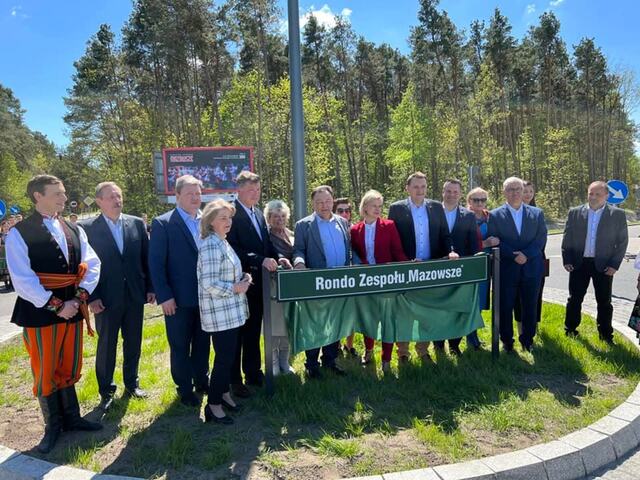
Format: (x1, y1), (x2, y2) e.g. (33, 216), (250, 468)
(198, 199), (251, 425)
(264, 199), (295, 375)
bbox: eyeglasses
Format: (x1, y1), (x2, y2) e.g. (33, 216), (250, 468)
(336, 208), (351, 214)
(471, 198), (487, 203)
(505, 187), (522, 193)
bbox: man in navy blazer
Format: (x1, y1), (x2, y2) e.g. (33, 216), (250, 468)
(293, 185), (350, 379)
(149, 175), (210, 407)
(561, 181), (628, 343)
(388, 172), (458, 362)
(488, 177), (547, 352)
(82, 182), (154, 411)
(227, 171), (290, 397)
(434, 179), (482, 354)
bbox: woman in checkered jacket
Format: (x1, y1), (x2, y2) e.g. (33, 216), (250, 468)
(197, 199), (252, 425)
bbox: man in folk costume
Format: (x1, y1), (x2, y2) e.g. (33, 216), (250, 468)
(4, 175), (102, 454)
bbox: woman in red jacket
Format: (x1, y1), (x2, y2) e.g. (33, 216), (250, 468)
(350, 190), (408, 373)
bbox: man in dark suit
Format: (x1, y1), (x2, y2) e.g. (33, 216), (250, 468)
(149, 175), (210, 407)
(227, 171), (291, 397)
(488, 177), (547, 352)
(82, 182), (154, 411)
(293, 185), (350, 379)
(562, 181), (628, 343)
(434, 179), (482, 355)
(388, 172), (458, 362)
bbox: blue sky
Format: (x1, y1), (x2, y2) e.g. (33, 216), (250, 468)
(1, 0), (639, 149)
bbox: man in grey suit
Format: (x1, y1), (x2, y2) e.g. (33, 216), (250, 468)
(293, 185), (350, 379)
(82, 182), (155, 410)
(562, 181), (628, 344)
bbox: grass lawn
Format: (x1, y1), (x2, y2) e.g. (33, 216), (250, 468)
(0, 303), (639, 480)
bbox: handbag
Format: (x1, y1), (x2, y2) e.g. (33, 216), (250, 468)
(628, 295), (640, 343)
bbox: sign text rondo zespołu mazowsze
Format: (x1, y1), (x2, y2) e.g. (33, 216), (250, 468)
(276, 254), (488, 302)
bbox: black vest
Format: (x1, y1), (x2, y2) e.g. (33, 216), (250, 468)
(11, 212), (83, 328)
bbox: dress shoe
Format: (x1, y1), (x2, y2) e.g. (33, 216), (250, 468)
(502, 342), (514, 353)
(450, 345), (463, 357)
(305, 367), (322, 379)
(221, 398), (243, 413)
(180, 392), (200, 407)
(419, 353), (434, 364)
(599, 334), (615, 345)
(522, 344), (534, 353)
(323, 364), (346, 376)
(204, 405), (234, 425)
(124, 387), (148, 399)
(381, 361), (391, 373)
(347, 347), (358, 358)
(361, 350), (373, 365)
(195, 384), (208, 396)
(231, 383), (251, 398)
(398, 355), (410, 365)
(98, 395), (114, 412)
(246, 375), (264, 387)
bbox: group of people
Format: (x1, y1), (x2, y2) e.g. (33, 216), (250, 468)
(3, 171), (629, 453)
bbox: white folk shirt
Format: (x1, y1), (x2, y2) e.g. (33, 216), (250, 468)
(584, 205), (605, 258)
(5, 217), (101, 308)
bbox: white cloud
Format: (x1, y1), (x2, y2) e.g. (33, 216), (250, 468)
(9, 5), (28, 19)
(10, 6), (19, 16)
(526, 4), (536, 14)
(549, 0), (564, 6)
(300, 4), (352, 30)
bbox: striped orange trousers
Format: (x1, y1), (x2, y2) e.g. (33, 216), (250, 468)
(22, 322), (83, 397)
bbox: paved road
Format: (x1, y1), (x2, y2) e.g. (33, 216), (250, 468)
(0, 288), (19, 343)
(545, 224), (640, 303)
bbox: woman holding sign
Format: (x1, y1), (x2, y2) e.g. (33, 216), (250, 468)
(351, 190), (408, 373)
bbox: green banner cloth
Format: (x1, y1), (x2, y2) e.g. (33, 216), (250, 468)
(284, 283), (484, 354)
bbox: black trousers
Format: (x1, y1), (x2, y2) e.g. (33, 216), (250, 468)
(305, 341), (340, 370)
(231, 287), (263, 384)
(500, 271), (541, 348)
(164, 306), (210, 397)
(565, 259), (614, 339)
(95, 296), (144, 397)
(209, 327), (240, 404)
(514, 276), (545, 324)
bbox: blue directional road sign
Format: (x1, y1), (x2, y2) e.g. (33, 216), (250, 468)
(0, 200), (6, 219)
(606, 180), (628, 205)
(9, 205), (20, 215)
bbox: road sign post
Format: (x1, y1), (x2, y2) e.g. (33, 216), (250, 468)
(0, 200), (6, 220)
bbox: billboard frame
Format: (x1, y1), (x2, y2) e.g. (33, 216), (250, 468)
(161, 146), (254, 195)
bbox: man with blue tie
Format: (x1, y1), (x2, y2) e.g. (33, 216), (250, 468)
(82, 182), (155, 411)
(562, 181), (628, 344)
(149, 175), (210, 407)
(488, 177), (547, 352)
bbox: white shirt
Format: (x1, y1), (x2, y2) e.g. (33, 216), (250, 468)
(364, 221), (377, 265)
(238, 201), (262, 240)
(410, 199), (431, 260)
(103, 213), (124, 254)
(506, 203), (524, 236)
(584, 205), (605, 258)
(444, 206), (458, 233)
(5, 218), (101, 308)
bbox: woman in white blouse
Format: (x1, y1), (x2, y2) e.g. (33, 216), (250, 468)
(198, 199), (251, 425)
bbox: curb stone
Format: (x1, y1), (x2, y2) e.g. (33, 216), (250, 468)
(1, 289), (639, 479)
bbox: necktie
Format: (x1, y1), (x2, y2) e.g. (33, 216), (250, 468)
(250, 209), (262, 240)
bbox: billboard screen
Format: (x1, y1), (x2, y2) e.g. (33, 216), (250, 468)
(162, 146), (254, 195)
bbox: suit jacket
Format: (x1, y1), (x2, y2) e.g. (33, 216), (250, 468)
(487, 203), (547, 279)
(226, 199), (279, 286)
(197, 234), (248, 332)
(149, 209), (200, 308)
(388, 198), (452, 260)
(449, 206), (482, 257)
(350, 218), (408, 264)
(81, 214), (152, 307)
(292, 213), (351, 269)
(561, 203), (628, 272)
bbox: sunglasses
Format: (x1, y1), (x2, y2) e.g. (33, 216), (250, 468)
(471, 198), (487, 203)
(336, 208), (351, 214)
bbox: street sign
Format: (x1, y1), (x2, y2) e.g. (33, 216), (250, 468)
(0, 200), (6, 220)
(70, 201), (78, 208)
(83, 196), (94, 206)
(606, 180), (628, 205)
(9, 205), (20, 215)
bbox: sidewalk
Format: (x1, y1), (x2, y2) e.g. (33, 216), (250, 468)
(0, 289), (20, 344)
(543, 287), (640, 480)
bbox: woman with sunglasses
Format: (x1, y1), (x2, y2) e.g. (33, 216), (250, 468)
(465, 188), (500, 349)
(333, 198), (359, 358)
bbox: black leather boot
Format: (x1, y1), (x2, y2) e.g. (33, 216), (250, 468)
(36, 394), (62, 454)
(58, 386), (103, 431)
